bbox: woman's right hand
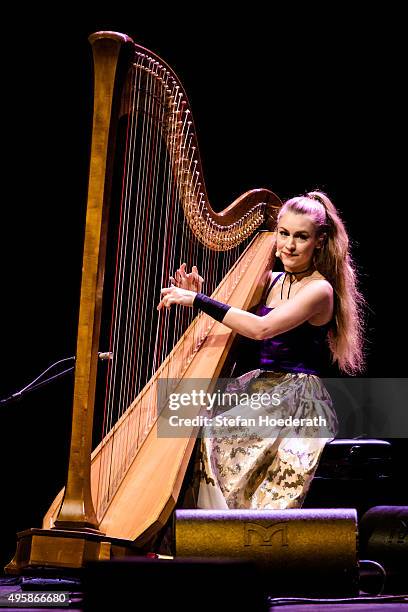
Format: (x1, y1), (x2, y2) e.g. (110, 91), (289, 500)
(170, 263), (204, 292)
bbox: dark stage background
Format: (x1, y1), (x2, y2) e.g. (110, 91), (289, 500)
(1, 13), (405, 570)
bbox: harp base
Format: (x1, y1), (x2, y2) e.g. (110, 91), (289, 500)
(4, 528), (142, 574)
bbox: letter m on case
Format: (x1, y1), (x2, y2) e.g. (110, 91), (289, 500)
(243, 522), (289, 547)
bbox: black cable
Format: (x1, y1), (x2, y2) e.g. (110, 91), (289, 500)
(14, 366), (75, 396)
(0, 356), (75, 406)
(359, 558), (387, 595)
(19, 356), (75, 393)
(1, 352), (112, 406)
(268, 593), (408, 605)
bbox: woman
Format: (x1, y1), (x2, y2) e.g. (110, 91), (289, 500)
(158, 191), (365, 509)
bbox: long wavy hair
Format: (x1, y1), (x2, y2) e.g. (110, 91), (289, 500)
(277, 190), (366, 374)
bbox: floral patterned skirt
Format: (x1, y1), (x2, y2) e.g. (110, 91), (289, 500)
(197, 369), (338, 510)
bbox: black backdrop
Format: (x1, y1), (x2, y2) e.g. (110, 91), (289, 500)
(1, 12), (405, 570)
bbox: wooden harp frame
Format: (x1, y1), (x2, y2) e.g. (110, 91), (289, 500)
(6, 31), (282, 573)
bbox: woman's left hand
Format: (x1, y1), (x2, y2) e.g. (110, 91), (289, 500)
(157, 286), (196, 311)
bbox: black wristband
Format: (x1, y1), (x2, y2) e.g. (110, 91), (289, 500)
(193, 293), (231, 323)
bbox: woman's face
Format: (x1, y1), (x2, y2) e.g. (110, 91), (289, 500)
(276, 211), (322, 272)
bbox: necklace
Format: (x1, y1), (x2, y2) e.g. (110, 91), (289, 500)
(280, 265), (314, 300)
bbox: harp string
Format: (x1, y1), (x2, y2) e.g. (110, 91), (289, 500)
(167, 94), (209, 400)
(173, 103), (204, 368)
(174, 111), (195, 337)
(138, 60), (170, 400)
(96, 57), (180, 510)
(97, 59), (142, 507)
(143, 61), (180, 439)
(128, 58), (164, 408)
(132, 56), (175, 454)
(119, 56), (164, 481)
(119, 57), (148, 422)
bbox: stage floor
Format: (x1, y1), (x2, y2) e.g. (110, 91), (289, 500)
(1, 577), (407, 611)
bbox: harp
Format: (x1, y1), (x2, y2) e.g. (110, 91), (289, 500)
(7, 31), (282, 572)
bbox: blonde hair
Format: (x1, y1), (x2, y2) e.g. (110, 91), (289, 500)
(278, 190), (366, 374)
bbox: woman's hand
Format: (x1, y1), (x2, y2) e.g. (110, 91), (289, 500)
(157, 286), (196, 311)
(170, 263), (204, 292)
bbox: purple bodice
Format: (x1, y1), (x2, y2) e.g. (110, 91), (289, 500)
(256, 303), (331, 375)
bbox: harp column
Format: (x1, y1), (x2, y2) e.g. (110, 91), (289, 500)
(5, 31), (134, 573)
(54, 31), (133, 532)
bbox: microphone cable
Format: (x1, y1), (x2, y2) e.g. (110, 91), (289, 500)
(1, 352), (112, 406)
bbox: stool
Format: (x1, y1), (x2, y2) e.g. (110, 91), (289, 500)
(317, 438), (392, 479)
(304, 439), (393, 516)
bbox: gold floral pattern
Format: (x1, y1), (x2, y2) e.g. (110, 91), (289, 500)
(197, 369), (338, 509)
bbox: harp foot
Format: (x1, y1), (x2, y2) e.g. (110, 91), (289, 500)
(4, 528), (118, 573)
